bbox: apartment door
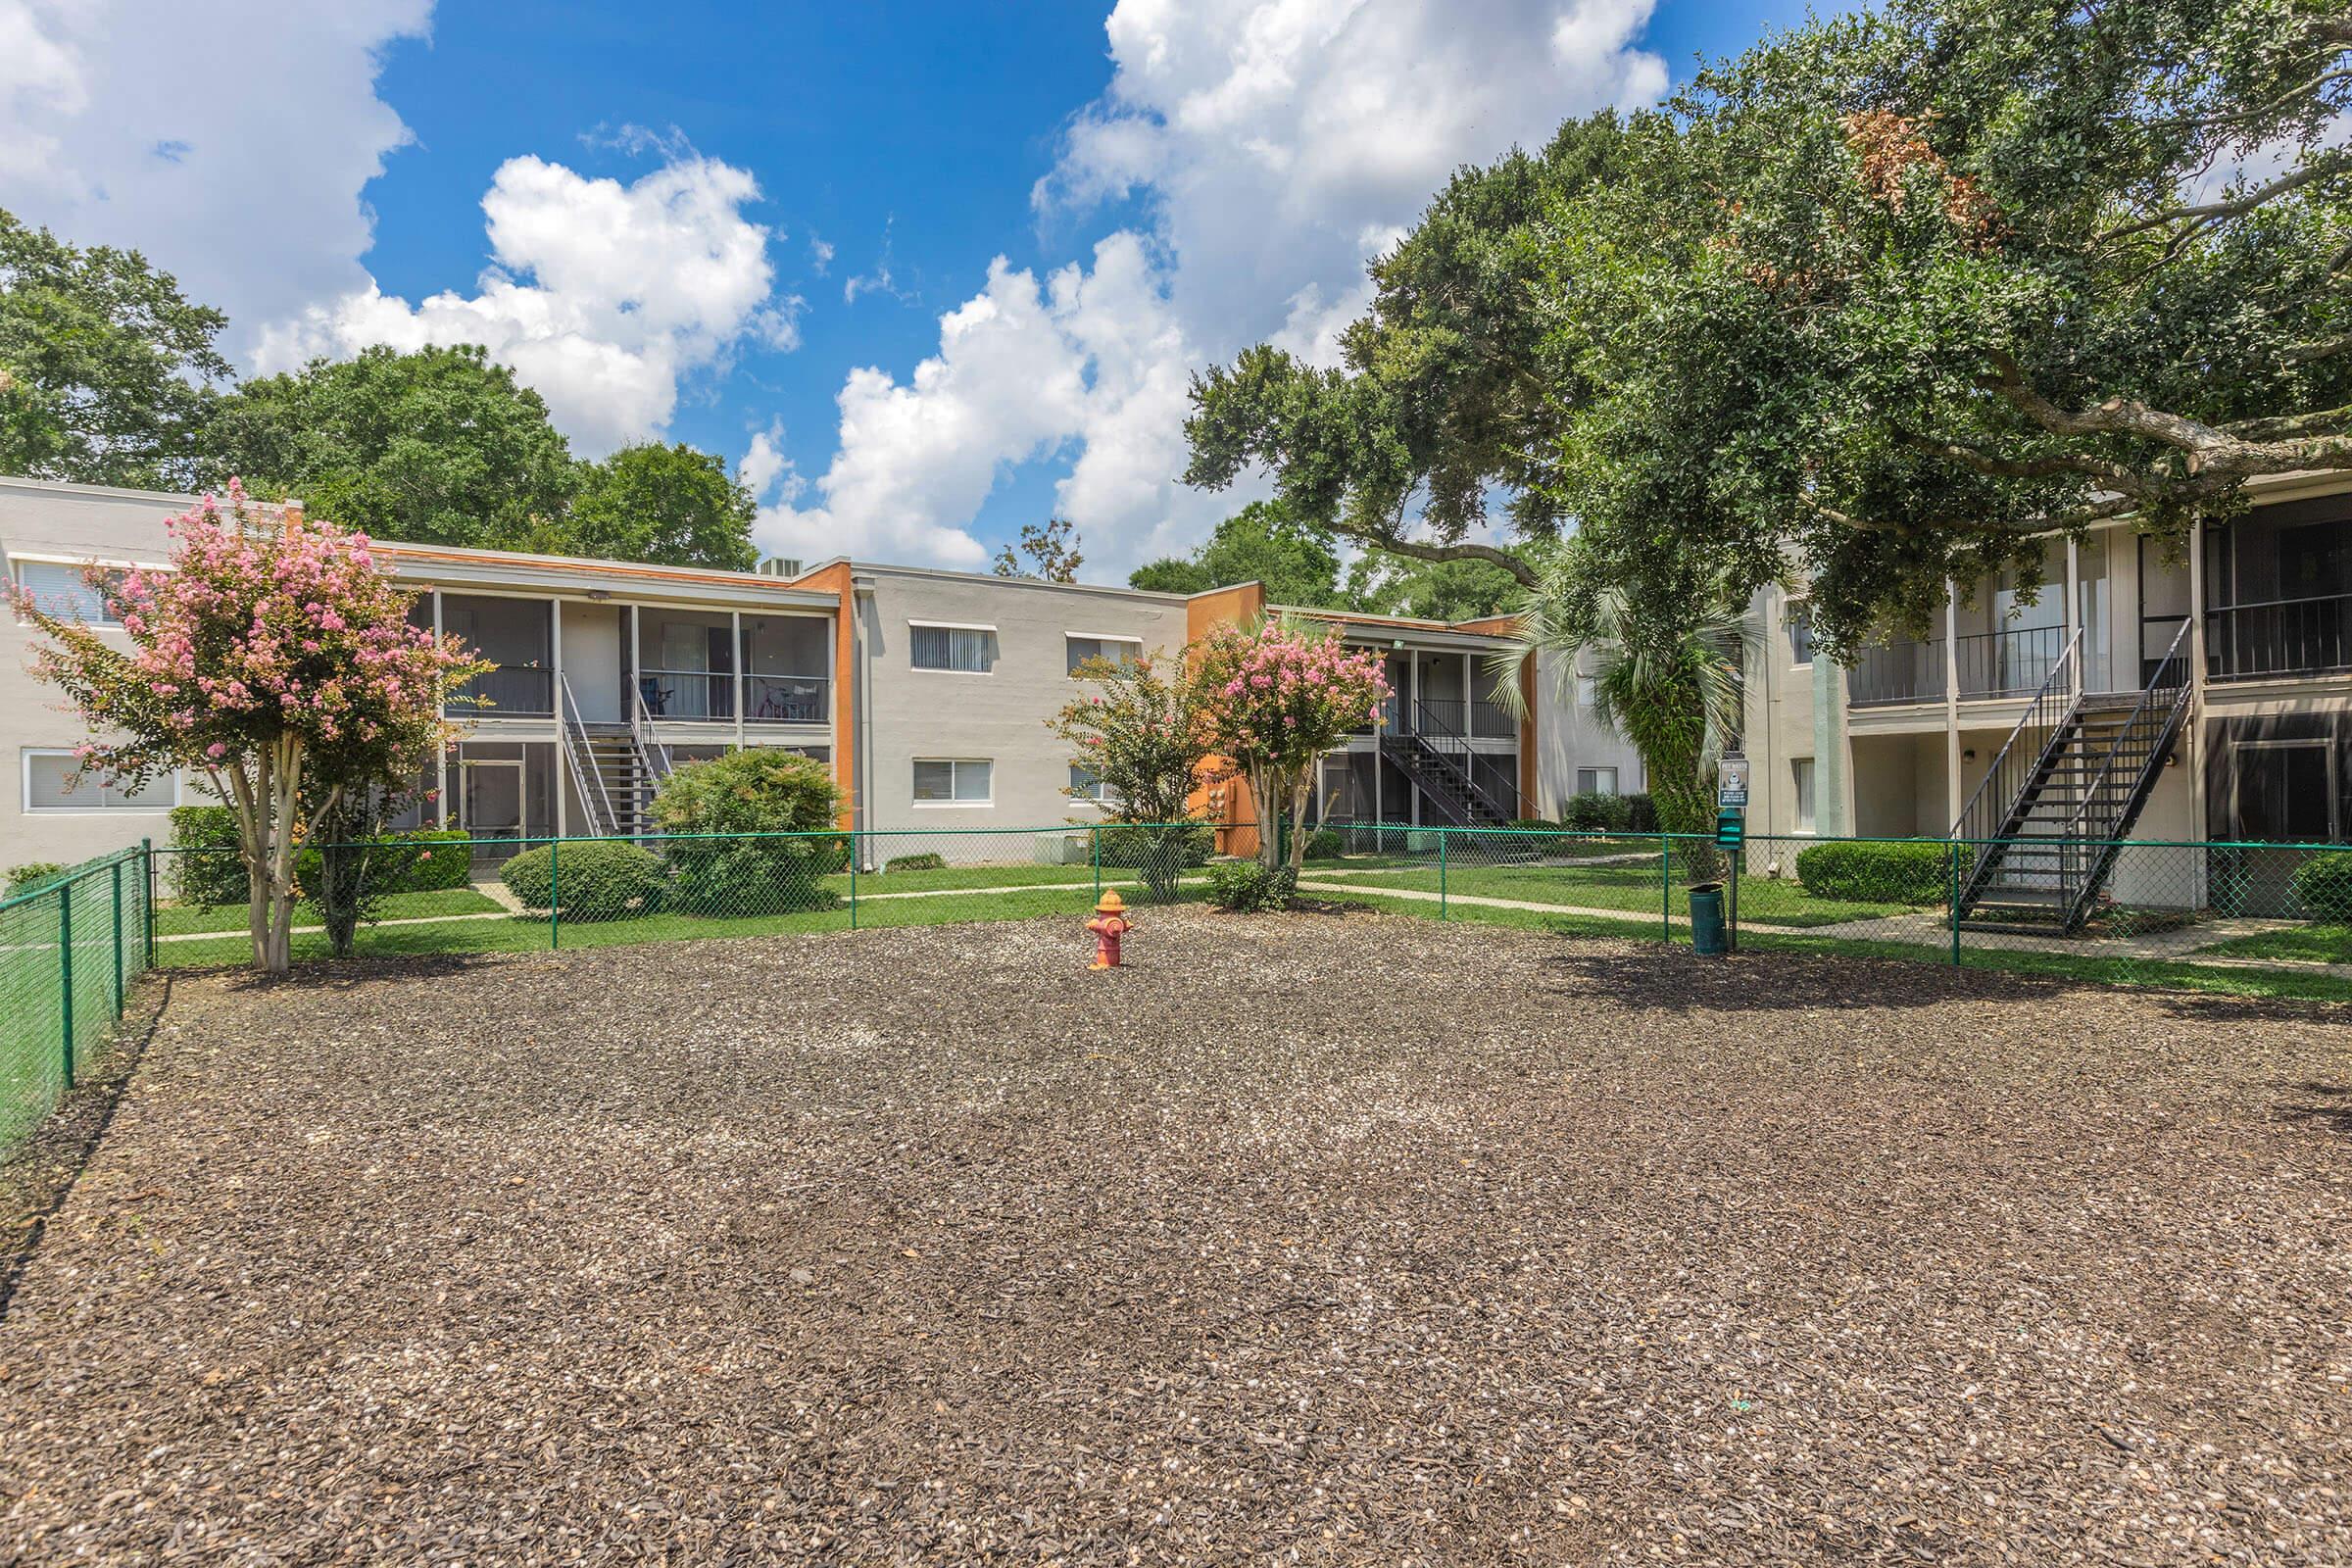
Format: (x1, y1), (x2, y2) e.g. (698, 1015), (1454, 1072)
(461, 759), (526, 845)
(2232, 739), (2338, 843)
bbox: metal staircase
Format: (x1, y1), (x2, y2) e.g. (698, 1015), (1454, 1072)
(1378, 699), (1520, 828)
(1950, 622), (2192, 932)
(558, 677), (674, 840)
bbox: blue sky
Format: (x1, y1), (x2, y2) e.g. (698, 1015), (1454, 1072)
(2, 1), (1811, 578)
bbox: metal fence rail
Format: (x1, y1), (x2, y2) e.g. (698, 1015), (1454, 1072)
(17, 819), (2352, 1153)
(1, 844), (153, 1155)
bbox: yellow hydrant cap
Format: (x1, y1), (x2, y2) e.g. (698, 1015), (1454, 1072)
(1094, 890), (1126, 914)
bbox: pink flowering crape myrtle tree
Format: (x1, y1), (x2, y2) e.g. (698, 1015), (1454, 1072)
(15, 482), (486, 973)
(1193, 618), (1389, 872)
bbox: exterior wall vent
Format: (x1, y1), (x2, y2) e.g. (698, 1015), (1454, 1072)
(757, 556), (804, 578)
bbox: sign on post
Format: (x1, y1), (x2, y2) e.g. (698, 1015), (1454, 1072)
(1716, 753), (1750, 809)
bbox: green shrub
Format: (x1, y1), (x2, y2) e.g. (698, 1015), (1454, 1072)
(501, 841), (666, 921)
(2289, 850), (2352, 921)
(168, 804), (248, 904)
(4, 861), (67, 898)
(1302, 826), (1345, 861)
(1206, 859), (1297, 912)
(1560, 792), (1634, 832)
(1097, 821), (1212, 868)
(1509, 817), (1559, 833)
(884, 852), (948, 874)
(651, 749), (847, 913)
(168, 804), (471, 906)
(1098, 820), (1213, 900)
(1623, 793), (1658, 832)
(1793, 840), (1948, 904)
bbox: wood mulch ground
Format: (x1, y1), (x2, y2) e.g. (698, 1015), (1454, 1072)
(1, 907), (2347, 1565)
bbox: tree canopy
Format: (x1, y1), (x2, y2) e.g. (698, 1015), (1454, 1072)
(211, 345), (580, 553)
(993, 516), (1085, 581)
(0, 210), (230, 489)
(557, 442), (760, 571)
(1184, 0), (2352, 656)
(1130, 500), (1522, 619)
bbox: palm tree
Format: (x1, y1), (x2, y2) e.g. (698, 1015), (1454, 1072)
(1497, 550), (1752, 879)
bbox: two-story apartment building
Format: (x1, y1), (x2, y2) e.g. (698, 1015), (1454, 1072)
(4, 476), (1644, 873)
(1742, 471), (2352, 920)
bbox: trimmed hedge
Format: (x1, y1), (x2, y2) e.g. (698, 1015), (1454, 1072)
(2289, 850), (2352, 921)
(1096, 821), (1213, 869)
(4, 861), (67, 898)
(501, 841), (666, 921)
(1206, 860), (1296, 912)
(167, 806), (472, 905)
(650, 750), (847, 914)
(1560, 791), (1634, 832)
(1792, 840), (1948, 904)
(1302, 826), (1345, 861)
(884, 852), (948, 874)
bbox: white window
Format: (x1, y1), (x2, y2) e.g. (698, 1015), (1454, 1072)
(1066, 634), (1143, 676)
(912, 758), (992, 805)
(1788, 603), (1815, 666)
(1069, 763), (1120, 806)
(15, 562), (122, 625)
(1576, 766), (1619, 796)
(23, 749), (177, 812)
(1791, 758), (1817, 833)
(1575, 675), (1597, 709)
(908, 623), (996, 673)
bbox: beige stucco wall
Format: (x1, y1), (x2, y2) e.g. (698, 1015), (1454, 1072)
(855, 568), (1192, 839)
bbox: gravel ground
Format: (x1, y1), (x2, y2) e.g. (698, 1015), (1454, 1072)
(2, 908), (2349, 1565)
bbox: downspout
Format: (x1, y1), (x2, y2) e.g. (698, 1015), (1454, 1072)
(853, 573), (877, 869)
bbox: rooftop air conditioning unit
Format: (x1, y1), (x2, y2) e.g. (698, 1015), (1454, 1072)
(757, 556), (804, 578)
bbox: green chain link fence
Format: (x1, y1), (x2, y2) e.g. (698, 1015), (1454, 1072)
(2, 842), (153, 1155)
(15, 820), (2352, 1154)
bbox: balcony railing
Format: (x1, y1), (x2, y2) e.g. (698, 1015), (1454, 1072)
(1956, 624), (2068, 699)
(745, 674), (829, 724)
(1847, 642), (1944, 708)
(1415, 697), (1520, 740)
(636, 670), (831, 723)
(449, 665), (553, 716)
(2207, 593), (2352, 681)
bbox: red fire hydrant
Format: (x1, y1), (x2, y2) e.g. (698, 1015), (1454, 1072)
(1084, 890), (1133, 970)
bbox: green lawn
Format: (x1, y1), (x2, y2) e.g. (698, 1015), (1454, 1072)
(153, 878), (1198, 968)
(1337, 890), (2352, 1004)
(1300, 859), (1928, 927)
(818, 861), (1199, 895)
(2192, 923), (2352, 965)
(154, 887), (504, 936)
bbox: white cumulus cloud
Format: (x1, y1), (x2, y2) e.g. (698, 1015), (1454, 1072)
(0, 0), (430, 353)
(257, 153), (795, 454)
(776, 0), (1670, 576)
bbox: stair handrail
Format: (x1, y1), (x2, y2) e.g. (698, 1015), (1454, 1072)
(1406, 697), (1521, 821)
(630, 680), (675, 781)
(557, 674), (620, 840)
(1949, 625), (2082, 845)
(2055, 617), (2191, 843)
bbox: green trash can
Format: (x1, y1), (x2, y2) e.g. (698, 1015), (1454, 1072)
(1688, 881), (1728, 956)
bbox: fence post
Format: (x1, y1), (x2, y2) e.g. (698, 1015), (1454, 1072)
(58, 884), (75, 1091)
(111, 857), (125, 1013)
(1660, 834), (1672, 943)
(850, 831), (860, 931)
(1948, 838), (1962, 967)
(549, 839), (561, 952)
(1092, 824), (1102, 903)
(141, 837), (155, 969)
(1439, 829), (1448, 920)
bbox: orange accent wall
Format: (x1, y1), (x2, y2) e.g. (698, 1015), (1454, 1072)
(787, 561), (859, 828)
(1518, 657), (1540, 812)
(1183, 582), (1267, 856)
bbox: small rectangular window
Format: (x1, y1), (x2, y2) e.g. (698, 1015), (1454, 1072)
(1066, 634), (1143, 675)
(1792, 758), (1817, 833)
(16, 562), (122, 625)
(909, 625), (996, 672)
(912, 758), (992, 805)
(1575, 766), (1619, 797)
(1068, 763), (1120, 805)
(1788, 604), (1815, 666)
(1575, 675), (1597, 709)
(23, 749), (176, 811)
